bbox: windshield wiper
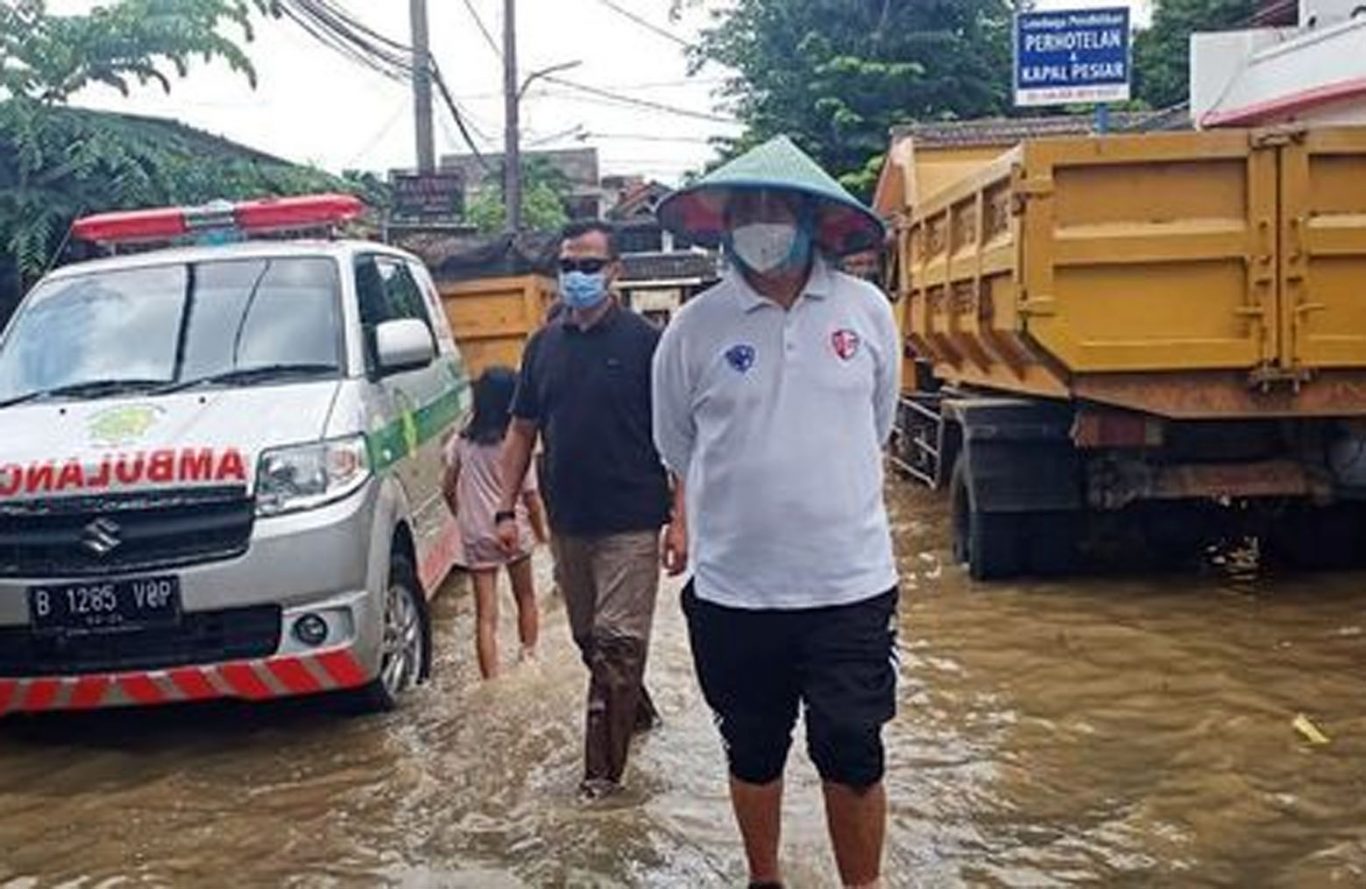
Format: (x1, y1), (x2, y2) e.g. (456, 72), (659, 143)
(0, 378), (167, 409)
(155, 363), (340, 395)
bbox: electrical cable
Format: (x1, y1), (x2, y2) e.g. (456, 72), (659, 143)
(276, 0), (492, 165)
(460, 0), (503, 59)
(542, 76), (735, 123)
(590, 0), (692, 48)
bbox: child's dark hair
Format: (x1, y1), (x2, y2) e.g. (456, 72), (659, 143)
(462, 365), (519, 445)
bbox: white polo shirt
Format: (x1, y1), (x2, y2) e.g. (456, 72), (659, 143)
(652, 258), (901, 610)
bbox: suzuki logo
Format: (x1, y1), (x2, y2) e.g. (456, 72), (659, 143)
(82, 517), (122, 557)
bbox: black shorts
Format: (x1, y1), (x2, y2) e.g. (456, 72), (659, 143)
(682, 582), (899, 789)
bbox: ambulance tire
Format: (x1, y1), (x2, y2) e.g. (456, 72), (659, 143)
(347, 554), (430, 714)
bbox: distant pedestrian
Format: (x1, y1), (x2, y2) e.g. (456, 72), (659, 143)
(654, 136), (901, 889)
(496, 220), (687, 798)
(443, 366), (549, 680)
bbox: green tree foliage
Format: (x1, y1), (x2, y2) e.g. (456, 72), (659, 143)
(690, 0), (1016, 196)
(464, 158), (572, 234)
(0, 105), (339, 278)
(0, 0), (270, 102)
(1134, 0), (1257, 109)
(0, 0), (353, 309)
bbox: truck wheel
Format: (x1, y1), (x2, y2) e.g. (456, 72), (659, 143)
(348, 554), (430, 713)
(1267, 504), (1366, 572)
(950, 455), (1023, 581)
(1025, 511), (1080, 577)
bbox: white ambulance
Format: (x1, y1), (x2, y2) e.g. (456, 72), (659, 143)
(0, 195), (469, 714)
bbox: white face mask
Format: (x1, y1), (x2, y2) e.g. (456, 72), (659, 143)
(730, 222), (802, 274)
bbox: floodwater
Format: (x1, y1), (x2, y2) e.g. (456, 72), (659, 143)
(4, 484), (1366, 887)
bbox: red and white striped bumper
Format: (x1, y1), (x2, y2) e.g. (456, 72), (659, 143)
(0, 649), (370, 715)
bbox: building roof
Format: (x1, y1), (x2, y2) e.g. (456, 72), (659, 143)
(65, 107), (296, 166)
(608, 181), (672, 221)
(429, 232), (559, 282)
(891, 109), (1191, 148)
(441, 147), (601, 190)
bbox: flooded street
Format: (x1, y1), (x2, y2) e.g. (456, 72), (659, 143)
(4, 483), (1366, 887)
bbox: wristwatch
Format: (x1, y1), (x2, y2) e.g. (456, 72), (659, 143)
(494, 510), (516, 524)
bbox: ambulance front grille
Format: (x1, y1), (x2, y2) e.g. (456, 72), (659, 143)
(0, 487), (253, 579)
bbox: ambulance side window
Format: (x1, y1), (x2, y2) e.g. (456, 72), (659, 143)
(354, 255), (389, 375)
(354, 254), (438, 374)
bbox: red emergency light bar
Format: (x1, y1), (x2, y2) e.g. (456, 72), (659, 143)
(71, 193), (367, 245)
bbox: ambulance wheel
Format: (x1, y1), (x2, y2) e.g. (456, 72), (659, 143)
(349, 554), (430, 713)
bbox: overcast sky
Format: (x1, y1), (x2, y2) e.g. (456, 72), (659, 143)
(60, 0), (1154, 185)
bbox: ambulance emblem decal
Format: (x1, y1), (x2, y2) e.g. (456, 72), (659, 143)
(725, 344), (756, 374)
(831, 329), (861, 361)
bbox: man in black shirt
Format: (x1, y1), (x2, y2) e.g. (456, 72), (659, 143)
(497, 220), (686, 797)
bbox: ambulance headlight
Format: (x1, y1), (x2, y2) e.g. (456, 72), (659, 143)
(255, 435), (370, 517)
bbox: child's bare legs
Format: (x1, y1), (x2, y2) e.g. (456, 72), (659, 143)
(507, 555), (539, 660)
(472, 569), (500, 679)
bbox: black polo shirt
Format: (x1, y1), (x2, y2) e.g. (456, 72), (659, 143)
(512, 304), (671, 536)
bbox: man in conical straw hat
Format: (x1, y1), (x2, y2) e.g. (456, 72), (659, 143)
(653, 136), (901, 889)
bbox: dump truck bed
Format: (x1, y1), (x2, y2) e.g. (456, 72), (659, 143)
(897, 127), (1366, 418)
(436, 274), (554, 376)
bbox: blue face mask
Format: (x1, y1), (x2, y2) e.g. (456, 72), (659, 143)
(559, 270), (609, 310)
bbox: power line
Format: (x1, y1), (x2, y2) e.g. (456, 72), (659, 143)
(344, 100), (409, 167)
(276, 0), (492, 168)
(460, 0), (503, 59)
(434, 76), (728, 102)
(587, 131), (719, 144)
(543, 76), (736, 123)
(591, 0), (692, 48)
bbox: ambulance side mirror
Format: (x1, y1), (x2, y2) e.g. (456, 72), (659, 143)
(375, 319), (436, 375)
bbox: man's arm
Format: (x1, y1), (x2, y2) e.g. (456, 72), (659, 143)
(872, 295), (903, 446)
(496, 419), (538, 552)
(651, 318), (696, 479)
(498, 336), (544, 549)
(662, 474), (688, 576)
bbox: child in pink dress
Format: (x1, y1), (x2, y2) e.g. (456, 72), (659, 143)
(443, 367), (549, 679)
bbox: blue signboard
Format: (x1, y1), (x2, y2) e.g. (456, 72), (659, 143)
(1014, 7), (1131, 107)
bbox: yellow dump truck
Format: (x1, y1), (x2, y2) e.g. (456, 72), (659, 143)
(435, 273), (554, 377)
(876, 123), (1366, 579)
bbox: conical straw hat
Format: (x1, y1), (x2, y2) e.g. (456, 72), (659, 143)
(657, 135), (886, 257)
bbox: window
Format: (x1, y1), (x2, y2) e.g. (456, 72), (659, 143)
(354, 254), (437, 373)
(0, 258), (343, 401)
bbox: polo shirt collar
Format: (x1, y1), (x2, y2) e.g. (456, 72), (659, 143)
(730, 256), (834, 314)
(565, 298), (621, 333)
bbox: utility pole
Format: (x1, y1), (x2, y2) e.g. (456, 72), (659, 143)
(503, 0), (522, 232)
(410, 0), (435, 174)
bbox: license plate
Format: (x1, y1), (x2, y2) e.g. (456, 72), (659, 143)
(28, 576), (181, 633)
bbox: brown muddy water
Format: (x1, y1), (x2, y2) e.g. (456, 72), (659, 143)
(3, 484), (1366, 887)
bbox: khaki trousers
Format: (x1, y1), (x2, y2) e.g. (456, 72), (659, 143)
(551, 530), (661, 784)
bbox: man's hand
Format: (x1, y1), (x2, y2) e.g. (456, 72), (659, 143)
(496, 514), (520, 554)
(662, 521), (688, 577)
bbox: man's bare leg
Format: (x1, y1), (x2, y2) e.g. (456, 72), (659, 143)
(822, 781), (886, 888)
(731, 776), (784, 884)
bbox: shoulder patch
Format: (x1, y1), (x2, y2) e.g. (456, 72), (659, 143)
(725, 344), (757, 373)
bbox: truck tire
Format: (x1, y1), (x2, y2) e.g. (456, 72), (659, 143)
(1025, 511), (1080, 576)
(950, 454), (1023, 580)
(346, 553), (430, 714)
(1267, 504), (1366, 572)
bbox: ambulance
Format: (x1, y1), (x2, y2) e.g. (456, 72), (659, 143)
(0, 195), (470, 714)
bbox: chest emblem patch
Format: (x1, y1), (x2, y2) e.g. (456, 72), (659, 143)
(724, 344), (757, 373)
(831, 329), (862, 361)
